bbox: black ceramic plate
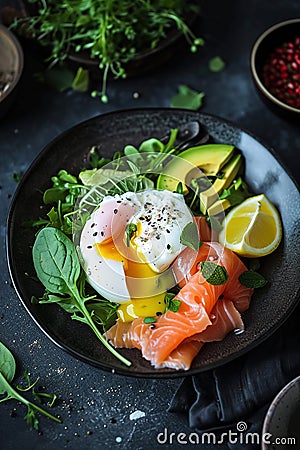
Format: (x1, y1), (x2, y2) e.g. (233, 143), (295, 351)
(7, 109), (300, 378)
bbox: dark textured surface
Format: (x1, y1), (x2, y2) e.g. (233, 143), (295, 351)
(0, 0), (300, 449)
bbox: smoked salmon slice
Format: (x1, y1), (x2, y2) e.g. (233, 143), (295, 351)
(105, 242), (253, 370)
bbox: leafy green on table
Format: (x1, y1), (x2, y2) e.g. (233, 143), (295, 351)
(208, 56), (226, 72)
(0, 342), (61, 430)
(32, 227), (131, 366)
(171, 85), (205, 110)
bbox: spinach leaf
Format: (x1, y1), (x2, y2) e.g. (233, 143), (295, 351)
(0, 342), (16, 392)
(33, 227), (80, 295)
(239, 271), (268, 288)
(32, 227), (131, 367)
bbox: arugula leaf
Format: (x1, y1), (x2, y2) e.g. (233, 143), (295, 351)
(239, 271), (268, 288)
(171, 85), (205, 110)
(72, 67), (89, 92)
(208, 56), (226, 72)
(219, 177), (251, 207)
(180, 222), (202, 252)
(164, 293), (181, 312)
(0, 342), (61, 429)
(32, 227), (131, 367)
(200, 261), (228, 285)
(88, 146), (111, 169)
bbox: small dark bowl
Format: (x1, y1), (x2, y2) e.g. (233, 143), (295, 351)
(0, 24), (24, 118)
(68, 13), (198, 80)
(250, 18), (300, 120)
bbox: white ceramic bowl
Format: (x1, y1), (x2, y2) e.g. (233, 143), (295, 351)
(262, 375), (300, 449)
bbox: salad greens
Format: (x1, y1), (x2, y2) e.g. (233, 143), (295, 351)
(0, 341), (61, 429)
(32, 227), (131, 366)
(13, 0), (203, 101)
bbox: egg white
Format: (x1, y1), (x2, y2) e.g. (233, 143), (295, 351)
(79, 190), (194, 303)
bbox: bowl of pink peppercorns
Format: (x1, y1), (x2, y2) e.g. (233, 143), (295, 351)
(250, 18), (300, 120)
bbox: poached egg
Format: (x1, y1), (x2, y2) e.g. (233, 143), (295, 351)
(79, 189), (195, 320)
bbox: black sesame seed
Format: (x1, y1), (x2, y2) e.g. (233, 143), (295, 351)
(149, 324), (156, 329)
(100, 231), (104, 236)
(156, 312), (162, 316)
(93, 232), (98, 236)
(167, 244), (171, 250)
(87, 245), (93, 249)
(166, 229), (170, 233)
(113, 209), (118, 214)
(91, 223), (96, 228)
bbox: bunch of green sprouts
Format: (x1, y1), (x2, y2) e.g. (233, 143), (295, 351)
(13, 0), (203, 101)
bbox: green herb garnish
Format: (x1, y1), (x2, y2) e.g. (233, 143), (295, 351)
(0, 342), (61, 430)
(164, 293), (181, 312)
(219, 177), (251, 207)
(125, 223), (137, 247)
(144, 317), (157, 324)
(180, 222), (202, 252)
(32, 227), (131, 366)
(200, 261), (228, 285)
(239, 271), (268, 288)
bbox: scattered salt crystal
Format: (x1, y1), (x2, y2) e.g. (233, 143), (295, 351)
(129, 410), (146, 421)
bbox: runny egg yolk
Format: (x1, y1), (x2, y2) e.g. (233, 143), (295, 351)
(95, 230), (166, 322)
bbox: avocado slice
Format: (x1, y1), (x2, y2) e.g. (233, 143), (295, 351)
(200, 153), (243, 214)
(157, 144), (235, 194)
(207, 198), (231, 216)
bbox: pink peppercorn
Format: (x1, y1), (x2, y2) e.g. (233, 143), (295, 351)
(262, 36), (300, 109)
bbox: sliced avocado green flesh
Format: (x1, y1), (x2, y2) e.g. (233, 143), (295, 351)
(200, 153), (243, 214)
(207, 198), (231, 216)
(157, 144), (235, 193)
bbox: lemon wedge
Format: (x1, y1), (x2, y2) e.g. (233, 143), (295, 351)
(219, 194), (282, 257)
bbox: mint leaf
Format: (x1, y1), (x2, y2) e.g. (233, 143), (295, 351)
(220, 177), (251, 207)
(239, 271), (268, 288)
(200, 261), (228, 285)
(164, 293), (181, 313)
(209, 56), (225, 72)
(171, 85), (204, 110)
(180, 222), (202, 252)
